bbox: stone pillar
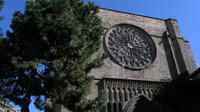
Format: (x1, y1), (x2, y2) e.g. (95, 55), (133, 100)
(165, 18), (188, 75)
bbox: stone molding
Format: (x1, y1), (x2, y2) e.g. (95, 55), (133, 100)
(101, 78), (162, 112)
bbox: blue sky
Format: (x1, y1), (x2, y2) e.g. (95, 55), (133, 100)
(0, 0), (200, 111)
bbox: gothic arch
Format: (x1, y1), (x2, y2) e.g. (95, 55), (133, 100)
(103, 78), (162, 112)
(123, 95), (159, 112)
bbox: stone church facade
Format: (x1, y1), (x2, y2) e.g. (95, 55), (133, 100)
(59, 8), (197, 112)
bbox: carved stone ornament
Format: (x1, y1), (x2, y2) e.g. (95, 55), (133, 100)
(105, 24), (156, 69)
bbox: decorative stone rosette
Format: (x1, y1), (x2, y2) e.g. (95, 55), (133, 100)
(104, 24), (156, 69)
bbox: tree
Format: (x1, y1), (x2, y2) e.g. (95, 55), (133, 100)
(0, 1), (15, 112)
(0, 0), (4, 103)
(0, 0), (106, 112)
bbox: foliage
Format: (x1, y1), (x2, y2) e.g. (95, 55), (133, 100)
(0, 0), (4, 106)
(153, 73), (200, 112)
(0, 0), (3, 18)
(0, 0), (106, 112)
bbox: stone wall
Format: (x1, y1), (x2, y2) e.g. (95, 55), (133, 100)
(88, 8), (197, 112)
(89, 8), (196, 81)
(60, 8), (197, 112)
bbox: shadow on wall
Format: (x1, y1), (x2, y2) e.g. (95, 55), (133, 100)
(134, 95), (160, 112)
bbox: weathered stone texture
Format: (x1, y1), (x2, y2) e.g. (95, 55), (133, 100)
(177, 39), (197, 73)
(60, 8), (197, 112)
(89, 9), (177, 82)
(97, 9), (167, 37)
(89, 9), (196, 81)
(89, 36), (172, 81)
(88, 10), (197, 111)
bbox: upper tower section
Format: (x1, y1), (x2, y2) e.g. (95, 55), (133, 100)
(89, 8), (196, 81)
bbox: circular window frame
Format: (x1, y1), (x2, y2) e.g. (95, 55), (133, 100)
(104, 24), (157, 70)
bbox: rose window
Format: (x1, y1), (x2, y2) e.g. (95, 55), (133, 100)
(105, 24), (156, 69)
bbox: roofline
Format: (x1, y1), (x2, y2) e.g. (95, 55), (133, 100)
(99, 8), (166, 21)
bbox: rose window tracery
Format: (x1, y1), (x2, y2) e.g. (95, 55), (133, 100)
(105, 24), (156, 69)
